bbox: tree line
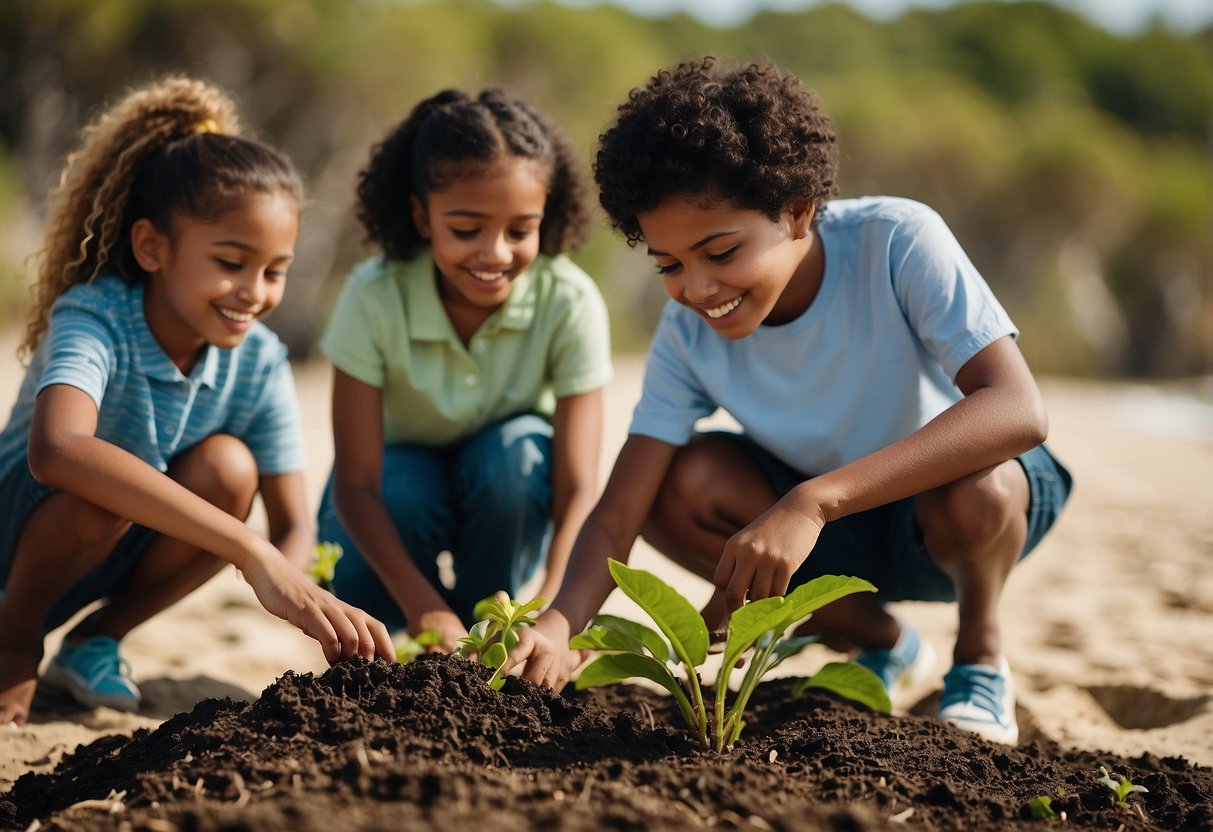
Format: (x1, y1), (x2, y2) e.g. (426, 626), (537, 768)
(1, 0), (1209, 377)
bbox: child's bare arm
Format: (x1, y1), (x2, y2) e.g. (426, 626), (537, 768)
(715, 335), (1047, 612)
(260, 471), (314, 570)
(536, 388), (604, 604)
(329, 369), (465, 648)
(28, 383), (394, 663)
(507, 434), (677, 690)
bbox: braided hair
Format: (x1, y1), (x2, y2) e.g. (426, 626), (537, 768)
(356, 88), (591, 262)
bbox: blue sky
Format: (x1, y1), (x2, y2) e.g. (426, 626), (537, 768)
(520, 0), (1213, 34)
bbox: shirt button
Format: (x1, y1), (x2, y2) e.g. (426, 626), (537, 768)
(474, 341), (486, 353)
(464, 373), (477, 385)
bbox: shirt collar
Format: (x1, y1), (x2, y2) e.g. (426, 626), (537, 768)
(402, 254), (538, 341)
(128, 280), (220, 388)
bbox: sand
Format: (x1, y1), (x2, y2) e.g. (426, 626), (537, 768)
(1, 345), (1211, 790)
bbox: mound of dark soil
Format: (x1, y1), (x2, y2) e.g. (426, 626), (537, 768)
(2, 654), (1209, 831)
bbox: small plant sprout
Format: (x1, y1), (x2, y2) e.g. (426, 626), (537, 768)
(394, 630), (444, 664)
(570, 559), (890, 751)
(1026, 795), (1057, 820)
(307, 541), (344, 589)
(1098, 765), (1148, 809)
(457, 592), (546, 690)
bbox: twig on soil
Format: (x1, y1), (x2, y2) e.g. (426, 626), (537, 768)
(576, 777), (594, 804)
(889, 807), (914, 824)
(230, 771), (251, 809)
(65, 789), (127, 814)
(638, 700), (655, 731)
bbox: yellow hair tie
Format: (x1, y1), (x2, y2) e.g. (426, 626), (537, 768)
(192, 118), (219, 134)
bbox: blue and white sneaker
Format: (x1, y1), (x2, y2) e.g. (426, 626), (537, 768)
(43, 635), (141, 712)
(855, 621), (936, 692)
(938, 656), (1017, 745)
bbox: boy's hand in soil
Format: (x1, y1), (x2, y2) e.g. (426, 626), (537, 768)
(713, 493), (826, 615)
(414, 608), (467, 653)
(241, 548), (396, 665)
(504, 611), (580, 691)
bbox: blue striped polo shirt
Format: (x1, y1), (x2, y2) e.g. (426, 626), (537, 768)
(0, 275), (304, 483)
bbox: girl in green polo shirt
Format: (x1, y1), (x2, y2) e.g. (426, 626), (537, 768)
(318, 88), (613, 652)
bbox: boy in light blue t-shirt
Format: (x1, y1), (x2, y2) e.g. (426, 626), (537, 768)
(506, 57), (1072, 747)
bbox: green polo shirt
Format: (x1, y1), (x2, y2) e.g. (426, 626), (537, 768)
(320, 253), (612, 447)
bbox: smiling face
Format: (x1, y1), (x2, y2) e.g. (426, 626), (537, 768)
(411, 157), (548, 324)
(133, 190), (299, 372)
(637, 194), (823, 340)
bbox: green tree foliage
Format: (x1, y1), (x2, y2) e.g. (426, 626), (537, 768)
(1, 0), (1210, 376)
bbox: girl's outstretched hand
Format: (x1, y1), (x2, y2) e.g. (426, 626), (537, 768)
(503, 611), (579, 692)
(241, 550), (396, 665)
(414, 608), (467, 654)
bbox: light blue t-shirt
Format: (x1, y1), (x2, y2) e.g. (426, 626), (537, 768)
(0, 275), (305, 482)
(629, 196), (1018, 475)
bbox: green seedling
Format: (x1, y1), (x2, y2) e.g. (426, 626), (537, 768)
(1027, 795), (1057, 820)
(394, 629), (443, 663)
(307, 541), (344, 589)
(457, 592), (546, 690)
(1098, 765), (1148, 809)
(571, 559), (890, 751)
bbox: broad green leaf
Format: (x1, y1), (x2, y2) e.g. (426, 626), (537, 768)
(514, 598), (546, 618)
(791, 661), (891, 713)
(502, 628), (519, 652)
(586, 613), (672, 661)
(575, 653), (696, 727)
(569, 626), (653, 657)
(482, 641), (508, 670)
(472, 595), (502, 623)
(608, 559), (708, 667)
(777, 575), (877, 632)
(457, 619), (492, 656)
(721, 596), (790, 672)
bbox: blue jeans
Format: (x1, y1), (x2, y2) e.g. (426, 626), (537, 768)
(317, 414), (553, 631)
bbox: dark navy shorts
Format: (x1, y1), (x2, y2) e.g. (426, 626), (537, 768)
(717, 435), (1073, 603)
(0, 461), (158, 633)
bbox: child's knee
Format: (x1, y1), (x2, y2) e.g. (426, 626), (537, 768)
(457, 432), (551, 511)
(59, 496), (131, 548)
(919, 462), (1026, 556)
(171, 434), (258, 515)
(658, 438), (727, 511)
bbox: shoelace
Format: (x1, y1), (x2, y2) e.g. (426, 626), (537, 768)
(66, 640), (135, 689)
(940, 665), (1006, 720)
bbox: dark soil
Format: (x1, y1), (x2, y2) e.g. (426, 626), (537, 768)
(2, 654), (1209, 831)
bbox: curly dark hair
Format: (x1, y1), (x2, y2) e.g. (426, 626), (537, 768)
(595, 56), (839, 246)
(356, 88), (591, 261)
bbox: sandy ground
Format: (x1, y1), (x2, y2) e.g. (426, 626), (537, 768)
(1, 343), (1211, 789)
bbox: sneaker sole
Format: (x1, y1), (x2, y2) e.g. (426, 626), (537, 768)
(941, 713), (1019, 745)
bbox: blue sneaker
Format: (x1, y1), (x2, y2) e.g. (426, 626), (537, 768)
(938, 657), (1017, 745)
(43, 635), (141, 712)
(855, 621), (936, 692)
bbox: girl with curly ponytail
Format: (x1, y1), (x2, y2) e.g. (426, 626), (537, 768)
(0, 77), (394, 727)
